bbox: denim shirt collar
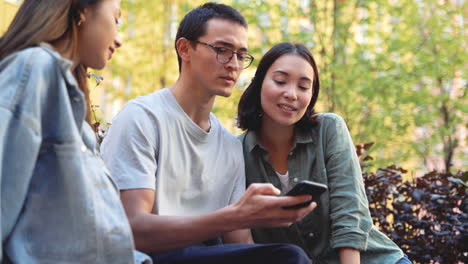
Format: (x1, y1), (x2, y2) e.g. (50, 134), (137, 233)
(39, 42), (87, 133)
(39, 42), (77, 88)
(244, 128), (314, 153)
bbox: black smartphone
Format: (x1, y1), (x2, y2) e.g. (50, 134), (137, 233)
(283, 180), (328, 210)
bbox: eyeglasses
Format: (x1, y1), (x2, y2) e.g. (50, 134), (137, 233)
(191, 40), (254, 69)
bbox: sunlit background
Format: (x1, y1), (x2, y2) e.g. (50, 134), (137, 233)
(1, 0), (467, 176)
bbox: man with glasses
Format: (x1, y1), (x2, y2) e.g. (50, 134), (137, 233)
(101, 3), (314, 263)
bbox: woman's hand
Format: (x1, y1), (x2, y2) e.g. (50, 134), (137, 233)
(339, 248), (360, 264)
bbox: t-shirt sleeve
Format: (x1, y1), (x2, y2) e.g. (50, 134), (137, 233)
(228, 141), (246, 204)
(100, 102), (159, 190)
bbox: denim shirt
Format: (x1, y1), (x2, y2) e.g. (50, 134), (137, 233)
(239, 113), (403, 264)
(0, 43), (149, 263)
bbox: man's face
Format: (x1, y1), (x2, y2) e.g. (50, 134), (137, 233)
(189, 18), (248, 98)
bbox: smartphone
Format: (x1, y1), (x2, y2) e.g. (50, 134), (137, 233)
(283, 180), (328, 210)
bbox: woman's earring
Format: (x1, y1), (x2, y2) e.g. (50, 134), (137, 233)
(77, 20), (82, 27)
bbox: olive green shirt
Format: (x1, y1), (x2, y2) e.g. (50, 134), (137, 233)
(239, 113), (403, 264)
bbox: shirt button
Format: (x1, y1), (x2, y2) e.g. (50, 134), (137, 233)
(293, 177), (299, 183)
(81, 145), (87, 152)
(308, 232), (315, 238)
(288, 151), (293, 156)
(73, 96), (80, 102)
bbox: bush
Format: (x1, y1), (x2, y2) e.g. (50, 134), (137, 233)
(362, 165), (467, 263)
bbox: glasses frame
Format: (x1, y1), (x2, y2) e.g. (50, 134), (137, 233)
(191, 40), (254, 69)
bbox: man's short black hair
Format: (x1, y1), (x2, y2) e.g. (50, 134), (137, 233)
(175, 2), (247, 72)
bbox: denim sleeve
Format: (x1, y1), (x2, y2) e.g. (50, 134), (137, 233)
(321, 114), (372, 250)
(0, 53), (43, 258)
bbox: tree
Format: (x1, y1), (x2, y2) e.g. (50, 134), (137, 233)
(91, 0), (467, 175)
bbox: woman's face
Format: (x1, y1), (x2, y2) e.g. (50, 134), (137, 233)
(77, 0), (122, 69)
(260, 54), (314, 128)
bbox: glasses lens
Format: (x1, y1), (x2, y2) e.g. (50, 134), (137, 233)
(242, 55), (253, 69)
(214, 45), (254, 69)
(216, 48), (234, 64)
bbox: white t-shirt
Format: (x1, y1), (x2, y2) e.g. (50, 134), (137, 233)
(275, 171), (291, 193)
(101, 88), (246, 216)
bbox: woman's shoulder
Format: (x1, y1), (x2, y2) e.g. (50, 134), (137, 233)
(309, 113), (352, 137)
(0, 44), (72, 112)
(237, 131), (248, 141)
(237, 130), (259, 154)
(315, 112), (345, 123)
(1, 43), (68, 73)
(237, 130), (254, 146)
(310, 113), (353, 144)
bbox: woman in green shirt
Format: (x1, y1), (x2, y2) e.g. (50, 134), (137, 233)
(237, 42), (411, 264)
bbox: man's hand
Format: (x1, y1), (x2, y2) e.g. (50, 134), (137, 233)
(120, 184), (316, 253)
(229, 183), (317, 228)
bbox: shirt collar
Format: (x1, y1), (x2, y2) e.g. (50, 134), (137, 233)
(243, 130), (260, 153)
(295, 128), (314, 144)
(244, 128), (314, 153)
(39, 42), (73, 70)
(39, 42), (78, 87)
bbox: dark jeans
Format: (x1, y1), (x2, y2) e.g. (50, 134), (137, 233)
(151, 243), (311, 264)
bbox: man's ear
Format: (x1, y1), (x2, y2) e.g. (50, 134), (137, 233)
(176, 38), (193, 63)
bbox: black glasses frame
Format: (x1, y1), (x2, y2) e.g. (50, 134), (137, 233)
(191, 40), (254, 69)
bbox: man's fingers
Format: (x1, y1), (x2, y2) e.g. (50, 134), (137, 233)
(237, 185), (318, 229)
(297, 202), (317, 218)
(275, 194), (313, 207)
(278, 201), (317, 223)
(247, 183), (281, 196)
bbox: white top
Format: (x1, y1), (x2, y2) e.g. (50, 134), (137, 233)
(101, 88), (246, 216)
(275, 170), (291, 193)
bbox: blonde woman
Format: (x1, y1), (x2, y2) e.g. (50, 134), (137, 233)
(0, 0), (149, 263)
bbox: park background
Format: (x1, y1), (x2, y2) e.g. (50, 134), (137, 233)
(1, 0), (466, 176)
(1, 0), (467, 262)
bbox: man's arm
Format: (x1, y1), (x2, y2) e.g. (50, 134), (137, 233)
(121, 188), (233, 253)
(222, 229), (254, 244)
(121, 183), (316, 254)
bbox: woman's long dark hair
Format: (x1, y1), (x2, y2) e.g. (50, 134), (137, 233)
(237, 42), (320, 131)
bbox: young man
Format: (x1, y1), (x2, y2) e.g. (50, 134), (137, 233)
(101, 3), (315, 263)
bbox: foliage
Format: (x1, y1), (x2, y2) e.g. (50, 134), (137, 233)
(3, 0), (467, 175)
(90, 0), (467, 175)
(358, 143), (468, 263)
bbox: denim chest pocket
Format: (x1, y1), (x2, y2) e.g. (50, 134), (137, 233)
(25, 142), (98, 261)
